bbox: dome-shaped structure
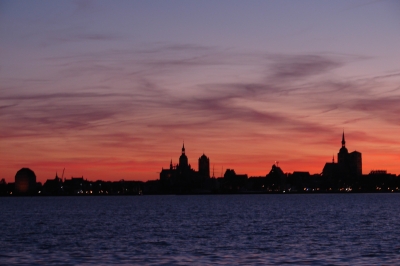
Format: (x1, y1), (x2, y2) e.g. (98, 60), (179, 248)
(15, 168), (36, 195)
(339, 146), (348, 154)
(179, 154), (188, 167)
(199, 154), (208, 160)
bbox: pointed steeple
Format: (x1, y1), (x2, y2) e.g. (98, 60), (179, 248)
(179, 142), (188, 169)
(341, 131), (346, 147)
(170, 159), (173, 169)
(332, 155), (335, 163)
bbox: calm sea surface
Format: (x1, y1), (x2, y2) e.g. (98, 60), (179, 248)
(1, 194), (400, 265)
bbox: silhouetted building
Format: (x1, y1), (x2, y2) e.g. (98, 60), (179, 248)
(15, 168), (36, 195)
(337, 132), (362, 178)
(322, 132), (362, 189)
(246, 176), (266, 191)
(43, 173), (64, 195)
(0, 178), (8, 195)
(160, 143), (195, 179)
(160, 143), (210, 193)
(63, 177), (87, 195)
(223, 169), (248, 192)
(287, 171), (310, 192)
(322, 155), (339, 175)
(179, 143), (190, 170)
(198, 153), (210, 178)
(265, 164), (286, 192)
(365, 170), (398, 192)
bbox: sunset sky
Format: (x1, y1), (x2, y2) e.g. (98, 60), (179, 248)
(1, 0), (400, 183)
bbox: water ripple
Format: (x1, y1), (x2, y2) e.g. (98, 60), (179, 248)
(1, 194), (400, 265)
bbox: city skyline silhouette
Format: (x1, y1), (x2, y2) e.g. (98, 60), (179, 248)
(1, 1), (400, 183)
(2, 132), (400, 196)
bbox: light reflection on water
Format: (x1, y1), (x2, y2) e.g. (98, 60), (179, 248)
(1, 194), (400, 265)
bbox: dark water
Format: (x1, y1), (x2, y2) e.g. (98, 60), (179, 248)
(1, 194), (400, 265)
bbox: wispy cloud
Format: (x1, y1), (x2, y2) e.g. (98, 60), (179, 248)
(2, 41), (400, 180)
(348, 96), (400, 125)
(3, 45), (397, 140)
(269, 54), (344, 80)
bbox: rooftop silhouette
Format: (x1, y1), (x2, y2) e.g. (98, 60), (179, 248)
(1, 133), (399, 196)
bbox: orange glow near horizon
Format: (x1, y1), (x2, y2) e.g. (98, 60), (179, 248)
(1, 132), (400, 184)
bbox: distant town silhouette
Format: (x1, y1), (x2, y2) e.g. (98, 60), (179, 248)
(1, 132), (399, 196)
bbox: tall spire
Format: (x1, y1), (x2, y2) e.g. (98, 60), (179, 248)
(341, 131), (346, 147)
(182, 142), (185, 154)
